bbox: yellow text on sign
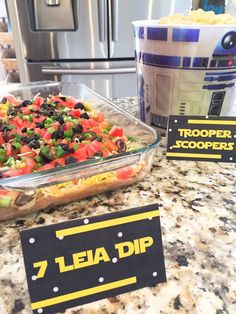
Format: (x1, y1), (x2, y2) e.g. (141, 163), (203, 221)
(55, 247), (110, 273)
(115, 236), (154, 258)
(54, 236), (154, 274)
(178, 128), (232, 138)
(33, 260), (48, 279)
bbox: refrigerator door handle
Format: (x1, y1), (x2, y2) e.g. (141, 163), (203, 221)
(97, 0), (106, 42)
(41, 67), (136, 74)
(111, 0), (118, 42)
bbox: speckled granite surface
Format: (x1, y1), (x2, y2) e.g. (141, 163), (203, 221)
(0, 98), (236, 314)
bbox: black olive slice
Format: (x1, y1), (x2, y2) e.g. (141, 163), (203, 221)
(65, 156), (78, 165)
(116, 139), (127, 153)
(56, 115), (64, 125)
(74, 124), (83, 134)
(28, 140), (40, 149)
(94, 150), (103, 157)
(19, 100), (32, 108)
(7, 108), (16, 116)
(74, 102), (84, 110)
(1, 97), (7, 104)
(15, 192), (36, 207)
(81, 112), (89, 119)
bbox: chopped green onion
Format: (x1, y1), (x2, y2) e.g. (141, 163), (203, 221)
(4, 157), (15, 167)
(7, 125), (14, 131)
(64, 130), (73, 138)
(128, 136), (135, 142)
(54, 146), (66, 158)
(63, 116), (72, 123)
(48, 127), (55, 134)
(73, 143), (79, 151)
(0, 149), (6, 163)
(12, 142), (22, 150)
(40, 146), (53, 160)
(0, 196), (12, 207)
(35, 156), (43, 163)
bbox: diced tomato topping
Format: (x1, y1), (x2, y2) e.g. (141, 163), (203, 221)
(80, 119), (91, 131)
(53, 158), (65, 167)
(0, 133), (5, 144)
(30, 104), (40, 112)
(91, 127), (103, 135)
(102, 150), (110, 157)
(87, 119), (98, 128)
(99, 121), (110, 129)
(43, 131), (51, 140)
(33, 96), (44, 107)
(24, 157), (37, 171)
(33, 116), (45, 123)
(6, 95), (21, 106)
(65, 98), (77, 109)
(0, 189), (10, 196)
(104, 139), (117, 152)
(116, 167), (133, 180)
(86, 141), (103, 156)
(63, 122), (74, 131)
(61, 139), (69, 145)
(70, 109), (81, 118)
(97, 112), (105, 123)
(20, 146), (36, 158)
(5, 143), (13, 157)
(13, 116), (24, 128)
(3, 168), (23, 178)
(74, 146), (88, 161)
(21, 107), (31, 115)
(37, 163), (55, 172)
(108, 125), (123, 137)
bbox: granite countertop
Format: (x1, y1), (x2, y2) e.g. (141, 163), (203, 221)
(0, 98), (236, 314)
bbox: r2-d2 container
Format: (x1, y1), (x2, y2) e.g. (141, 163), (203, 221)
(133, 21), (236, 128)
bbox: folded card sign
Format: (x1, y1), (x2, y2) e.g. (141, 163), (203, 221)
(166, 115), (236, 162)
(20, 204), (166, 314)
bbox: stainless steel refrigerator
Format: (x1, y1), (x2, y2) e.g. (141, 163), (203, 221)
(6, 0), (191, 97)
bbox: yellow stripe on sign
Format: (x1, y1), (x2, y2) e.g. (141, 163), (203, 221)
(167, 152), (222, 159)
(187, 119), (236, 125)
(56, 210), (159, 238)
(31, 276), (137, 310)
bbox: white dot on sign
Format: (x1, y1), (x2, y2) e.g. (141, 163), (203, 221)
(169, 128), (172, 132)
(206, 115), (209, 119)
(234, 134), (236, 138)
(53, 287), (59, 293)
(58, 236), (64, 240)
(118, 232), (123, 238)
(112, 257), (118, 263)
(229, 157), (233, 161)
(37, 309), (43, 314)
(84, 218), (89, 224)
(174, 119), (178, 123)
(170, 146), (173, 150)
(29, 238), (35, 244)
(99, 277), (104, 283)
(153, 272), (157, 277)
(148, 217), (153, 220)
(31, 275), (37, 281)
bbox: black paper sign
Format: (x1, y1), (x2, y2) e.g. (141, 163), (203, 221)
(20, 204), (166, 314)
(166, 115), (236, 162)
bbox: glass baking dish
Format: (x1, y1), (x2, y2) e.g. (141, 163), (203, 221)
(0, 81), (161, 221)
